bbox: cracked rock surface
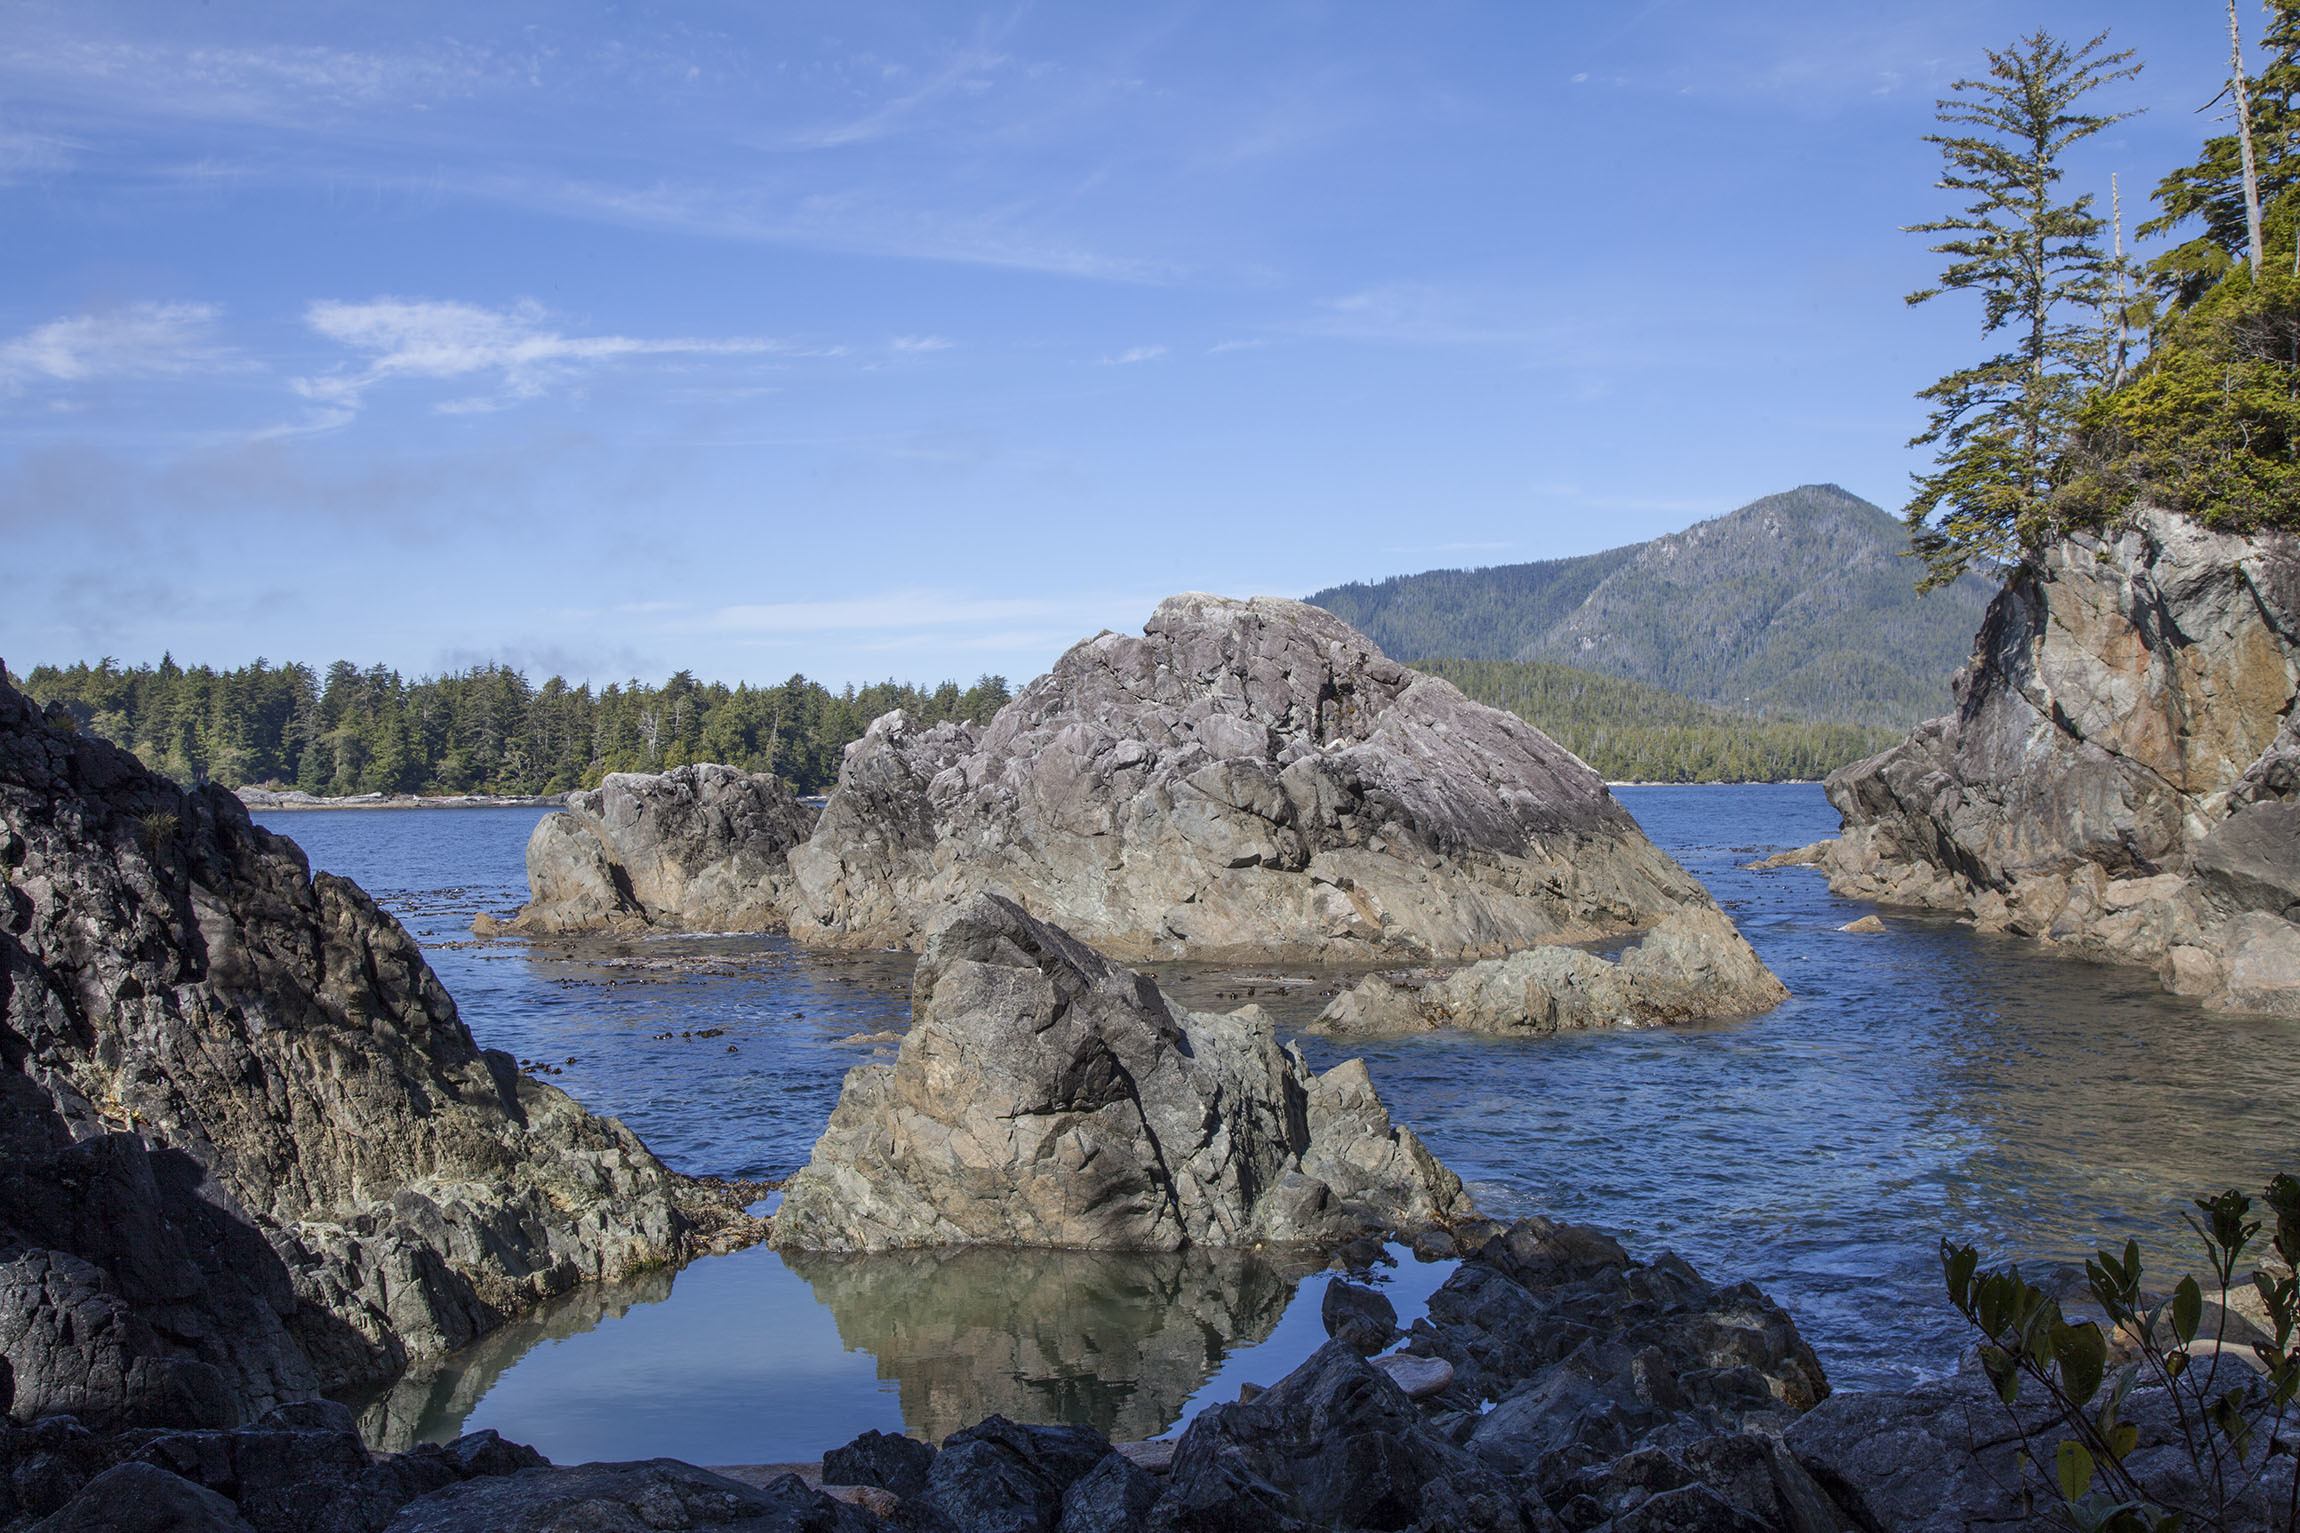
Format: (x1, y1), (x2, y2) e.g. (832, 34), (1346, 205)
(509, 763), (817, 934)
(0, 675), (752, 1430)
(784, 594), (1709, 963)
(1311, 906), (1787, 1038)
(1794, 509), (2300, 1016)
(770, 894), (1471, 1253)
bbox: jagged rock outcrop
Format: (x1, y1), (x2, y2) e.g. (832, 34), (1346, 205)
(1310, 906), (1787, 1037)
(508, 763), (816, 934)
(770, 896), (1471, 1253)
(0, 676), (751, 1430)
(784, 595), (1710, 962)
(1789, 509), (2300, 1016)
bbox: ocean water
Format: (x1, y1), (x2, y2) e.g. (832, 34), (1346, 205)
(260, 787), (2300, 1465)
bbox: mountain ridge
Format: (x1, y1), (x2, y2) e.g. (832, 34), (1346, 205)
(1306, 485), (1995, 729)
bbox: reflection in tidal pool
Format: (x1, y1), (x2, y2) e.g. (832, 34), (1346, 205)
(357, 1241), (1450, 1464)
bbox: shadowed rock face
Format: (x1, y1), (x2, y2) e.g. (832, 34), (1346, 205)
(1312, 906), (1787, 1038)
(1804, 510), (2300, 1016)
(0, 676), (750, 1429)
(770, 895), (1471, 1253)
(784, 595), (1707, 962)
(510, 764), (817, 934)
(784, 1245), (1313, 1443)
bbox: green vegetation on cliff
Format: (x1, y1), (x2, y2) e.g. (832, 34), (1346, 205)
(1309, 485), (1990, 730)
(1910, 12), (2300, 580)
(16, 657), (1012, 798)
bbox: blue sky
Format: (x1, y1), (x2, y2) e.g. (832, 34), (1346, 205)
(0, 1), (2237, 688)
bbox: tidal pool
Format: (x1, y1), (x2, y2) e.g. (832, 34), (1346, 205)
(265, 786), (2300, 1462)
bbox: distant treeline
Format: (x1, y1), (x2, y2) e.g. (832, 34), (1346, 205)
(1418, 658), (1900, 783)
(17, 651), (1897, 799)
(17, 657), (1013, 797)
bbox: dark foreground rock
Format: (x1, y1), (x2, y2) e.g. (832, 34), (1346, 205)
(1312, 907), (1787, 1038)
(785, 594), (1713, 963)
(1791, 509), (2300, 1016)
(509, 763), (818, 933)
(770, 895), (1470, 1253)
(23, 1213), (2259, 1532)
(0, 674), (754, 1431)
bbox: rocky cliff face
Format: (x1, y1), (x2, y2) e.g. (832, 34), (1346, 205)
(509, 764), (816, 934)
(770, 895), (1471, 1253)
(785, 595), (1708, 962)
(0, 677), (750, 1429)
(1803, 509), (2300, 1015)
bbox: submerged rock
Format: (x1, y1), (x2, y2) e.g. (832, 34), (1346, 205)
(0, 675), (751, 1430)
(509, 763), (817, 933)
(1800, 509), (2300, 1015)
(784, 595), (1710, 962)
(770, 895), (1470, 1254)
(1311, 906), (1787, 1037)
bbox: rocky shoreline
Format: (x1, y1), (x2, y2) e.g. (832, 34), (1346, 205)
(237, 788), (573, 812)
(1770, 508), (2299, 1017)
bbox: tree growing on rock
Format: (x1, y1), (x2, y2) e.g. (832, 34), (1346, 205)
(1904, 29), (2141, 588)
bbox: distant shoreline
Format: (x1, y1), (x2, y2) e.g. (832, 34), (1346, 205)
(1606, 778), (1821, 788)
(238, 788), (570, 812)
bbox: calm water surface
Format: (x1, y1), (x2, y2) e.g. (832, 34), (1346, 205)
(259, 787), (2300, 1464)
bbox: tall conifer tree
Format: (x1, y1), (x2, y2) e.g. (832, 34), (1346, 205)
(1904, 30), (2139, 587)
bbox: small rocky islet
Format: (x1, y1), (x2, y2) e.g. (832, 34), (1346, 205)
(4, 574), (2297, 1530)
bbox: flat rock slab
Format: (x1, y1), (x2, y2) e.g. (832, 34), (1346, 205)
(1373, 1353), (1455, 1399)
(1113, 1439), (1177, 1473)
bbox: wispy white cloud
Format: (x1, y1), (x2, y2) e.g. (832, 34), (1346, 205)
(0, 125), (82, 181)
(710, 592), (1083, 634)
(0, 302), (241, 396)
(289, 297), (814, 422)
(784, 44), (1011, 150)
(1100, 344), (1167, 365)
(464, 173), (1177, 284)
(890, 334), (955, 352)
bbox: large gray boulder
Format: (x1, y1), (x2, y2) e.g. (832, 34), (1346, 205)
(770, 895), (1471, 1253)
(0, 675), (752, 1430)
(784, 595), (1708, 963)
(1312, 906), (1787, 1038)
(509, 763), (817, 933)
(1799, 509), (2300, 1015)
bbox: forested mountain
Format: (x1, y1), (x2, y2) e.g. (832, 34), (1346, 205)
(1420, 658), (1898, 783)
(15, 657), (1012, 798)
(1308, 485), (1995, 728)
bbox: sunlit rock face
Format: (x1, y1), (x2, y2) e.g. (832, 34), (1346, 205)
(770, 895), (1471, 1254)
(1808, 509), (2300, 1016)
(1311, 905), (1788, 1037)
(511, 763), (817, 934)
(0, 675), (747, 1429)
(783, 594), (1712, 963)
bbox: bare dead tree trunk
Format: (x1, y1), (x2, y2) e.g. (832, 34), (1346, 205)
(2231, 0), (2267, 279)
(2111, 172), (2131, 388)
